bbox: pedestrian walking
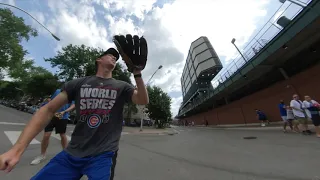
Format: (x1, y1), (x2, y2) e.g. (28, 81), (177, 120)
(0, 34), (149, 180)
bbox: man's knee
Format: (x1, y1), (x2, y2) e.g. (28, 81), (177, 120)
(43, 132), (51, 140)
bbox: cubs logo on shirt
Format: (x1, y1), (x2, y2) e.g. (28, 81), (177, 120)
(87, 114), (102, 128)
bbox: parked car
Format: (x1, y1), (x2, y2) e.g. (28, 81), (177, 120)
(9, 101), (18, 108)
(26, 105), (39, 114)
(16, 102), (27, 111)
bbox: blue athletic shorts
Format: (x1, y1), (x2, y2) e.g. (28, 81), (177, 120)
(31, 150), (115, 180)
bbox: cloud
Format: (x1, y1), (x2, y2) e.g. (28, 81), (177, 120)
(98, 0), (157, 19)
(39, 0), (114, 52)
(171, 96), (183, 118)
(0, 0), (15, 6)
(24, 0), (271, 117)
(100, 0), (270, 116)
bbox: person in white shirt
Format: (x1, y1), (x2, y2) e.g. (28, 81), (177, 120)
(290, 94), (311, 135)
(303, 95), (320, 137)
(286, 106), (298, 132)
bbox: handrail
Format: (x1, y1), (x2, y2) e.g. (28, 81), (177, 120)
(178, 0), (313, 116)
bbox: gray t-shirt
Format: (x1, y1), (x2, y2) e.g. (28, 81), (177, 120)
(62, 76), (134, 157)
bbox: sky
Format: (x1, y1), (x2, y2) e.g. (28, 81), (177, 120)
(0, 0), (310, 117)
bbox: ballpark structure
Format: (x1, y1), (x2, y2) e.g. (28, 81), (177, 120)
(176, 0), (320, 125)
(179, 36), (223, 114)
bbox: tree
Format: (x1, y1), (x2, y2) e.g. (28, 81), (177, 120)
(0, 8), (38, 74)
(146, 86), (172, 128)
(24, 72), (60, 98)
(44, 44), (132, 83)
(0, 81), (22, 100)
(44, 44), (101, 81)
(8, 59), (50, 81)
(0, 65), (59, 100)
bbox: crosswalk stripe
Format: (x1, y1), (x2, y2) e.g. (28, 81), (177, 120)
(0, 122), (26, 126)
(4, 131), (40, 145)
(2, 130), (133, 146)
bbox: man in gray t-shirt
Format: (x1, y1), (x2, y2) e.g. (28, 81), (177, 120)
(0, 46), (149, 180)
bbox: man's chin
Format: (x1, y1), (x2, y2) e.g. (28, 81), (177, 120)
(106, 64), (115, 71)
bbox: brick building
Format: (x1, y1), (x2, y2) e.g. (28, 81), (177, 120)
(176, 0), (320, 125)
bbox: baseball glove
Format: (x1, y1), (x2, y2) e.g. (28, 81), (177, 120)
(113, 34), (148, 73)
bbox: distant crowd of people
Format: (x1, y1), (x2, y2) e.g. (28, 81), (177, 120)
(257, 94), (320, 137)
(277, 94), (320, 137)
(179, 93), (320, 138)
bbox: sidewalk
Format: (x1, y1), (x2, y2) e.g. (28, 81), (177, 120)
(191, 121), (315, 130)
(123, 126), (177, 135)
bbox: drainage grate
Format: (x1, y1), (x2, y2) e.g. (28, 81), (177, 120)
(243, 136), (257, 139)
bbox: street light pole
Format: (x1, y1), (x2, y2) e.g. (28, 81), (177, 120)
(139, 65), (163, 132)
(231, 38), (247, 62)
(146, 65), (163, 85)
(0, 2), (60, 41)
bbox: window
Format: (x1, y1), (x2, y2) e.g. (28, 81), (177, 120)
(192, 43), (208, 60)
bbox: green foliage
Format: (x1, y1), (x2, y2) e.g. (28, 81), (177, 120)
(0, 8), (38, 73)
(0, 67), (59, 100)
(0, 81), (22, 100)
(44, 44), (102, 81)
(146, 86), (172, 128)
(44, 44), (132, 84)
(8, 59), (50, 82)
(24, 72), (60, 98)
(112, 64), (132, 84)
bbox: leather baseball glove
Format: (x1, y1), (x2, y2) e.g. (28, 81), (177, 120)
(113, 34), (148, 73)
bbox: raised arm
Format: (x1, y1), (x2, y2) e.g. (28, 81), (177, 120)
(12, 92), (69, 156)
(131, 71), (149, 105)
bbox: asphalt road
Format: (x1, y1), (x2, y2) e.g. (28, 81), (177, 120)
(0, 105), (319, 180)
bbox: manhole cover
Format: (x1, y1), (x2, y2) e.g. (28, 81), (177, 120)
(243, 136), (257, 139)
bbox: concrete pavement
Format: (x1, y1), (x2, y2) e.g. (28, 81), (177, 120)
(0, 105), (320, 180)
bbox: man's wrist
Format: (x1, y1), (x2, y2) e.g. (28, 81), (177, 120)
(134, 74), (142, 78)
(133, 69), (142, 75)
(11, 144), (26, 157)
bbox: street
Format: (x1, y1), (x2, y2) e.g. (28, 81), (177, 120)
(0, 105), (319, 180)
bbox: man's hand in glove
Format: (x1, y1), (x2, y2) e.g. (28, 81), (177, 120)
(113, 34), (148, 73)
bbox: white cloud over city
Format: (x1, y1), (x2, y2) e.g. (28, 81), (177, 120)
(2, 0), (274, 117)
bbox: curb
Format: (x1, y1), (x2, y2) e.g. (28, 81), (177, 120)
(127, 130), (179, 136)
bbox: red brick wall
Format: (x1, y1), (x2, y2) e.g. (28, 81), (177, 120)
(185, 64), (320, 125)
